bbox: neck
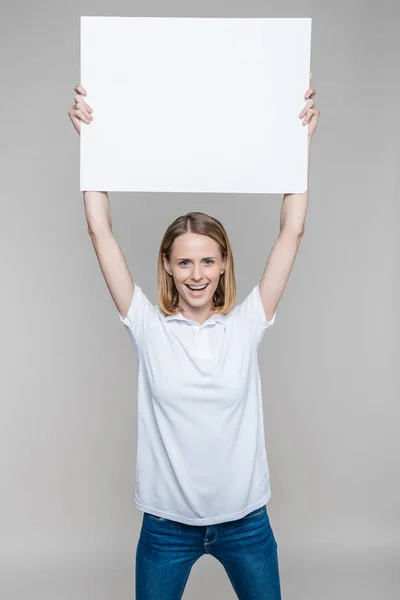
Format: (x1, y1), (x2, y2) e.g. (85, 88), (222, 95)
(179, 299), (215, 325)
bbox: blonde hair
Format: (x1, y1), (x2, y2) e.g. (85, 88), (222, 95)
(157, 212), (236, 315)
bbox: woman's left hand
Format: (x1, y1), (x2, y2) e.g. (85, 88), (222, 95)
(299, 72), (319, 138)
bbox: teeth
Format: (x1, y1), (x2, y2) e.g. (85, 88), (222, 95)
(187, 284), (207, 290)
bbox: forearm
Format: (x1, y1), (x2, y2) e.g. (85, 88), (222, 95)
(280, 134), (312, 234)
(83, 191), (112, 234)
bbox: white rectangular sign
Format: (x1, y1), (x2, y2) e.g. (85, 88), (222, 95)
(80, 17), (311, 193)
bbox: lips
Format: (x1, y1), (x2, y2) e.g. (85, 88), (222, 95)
(186, 284), (208, 290)
(185, 283), (209, 295)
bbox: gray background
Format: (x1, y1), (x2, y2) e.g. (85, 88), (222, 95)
(1, 1), (399, 599)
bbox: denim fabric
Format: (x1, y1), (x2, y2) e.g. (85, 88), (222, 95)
(136, 505), (281, 599)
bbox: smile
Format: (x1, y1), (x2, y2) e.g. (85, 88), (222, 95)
(186, 284), (208, 290)
(186, 283), (209, 292)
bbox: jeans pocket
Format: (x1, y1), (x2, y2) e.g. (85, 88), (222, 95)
(242, 505), (266, 520)
(145, 512), (168, 522)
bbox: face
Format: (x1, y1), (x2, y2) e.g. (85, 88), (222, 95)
(163, 232), (226, 314)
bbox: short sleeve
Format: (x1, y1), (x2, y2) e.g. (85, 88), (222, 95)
(236, 283), (276, 346)
(118, 283), (157, 349)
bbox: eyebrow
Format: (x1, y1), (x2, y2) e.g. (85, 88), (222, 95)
(175, 256), (218, 261)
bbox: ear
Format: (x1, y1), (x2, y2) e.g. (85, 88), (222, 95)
(221, 254), (227, 274)
(162, 253), (172, 276)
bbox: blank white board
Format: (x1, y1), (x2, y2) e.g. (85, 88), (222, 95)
(80, 17), (311, 193)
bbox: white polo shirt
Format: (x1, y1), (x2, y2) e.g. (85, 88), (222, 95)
(118, 282), (276, 526)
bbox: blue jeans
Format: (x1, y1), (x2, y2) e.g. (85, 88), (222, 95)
(136, 504), (281, 599)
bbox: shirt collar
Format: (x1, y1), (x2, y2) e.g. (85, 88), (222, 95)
(164, 311), (227, 325)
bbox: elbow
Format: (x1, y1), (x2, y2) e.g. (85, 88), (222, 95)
(280, 226), (305, 240)
(87, 224), (112, 239)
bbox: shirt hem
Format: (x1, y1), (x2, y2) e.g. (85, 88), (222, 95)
(135, 491), (272, 526)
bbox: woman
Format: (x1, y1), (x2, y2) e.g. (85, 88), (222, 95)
(68, 76), (319, 600)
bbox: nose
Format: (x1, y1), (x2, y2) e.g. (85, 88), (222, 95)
(191, 264), (204, 281)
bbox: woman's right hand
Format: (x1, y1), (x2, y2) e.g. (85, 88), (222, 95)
(68, 84), (93, 135)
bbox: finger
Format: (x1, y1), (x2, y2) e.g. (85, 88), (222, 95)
(74, 84), (87, 96)
(72, 107), (91, 124)
(74, 94), (92, 113)
(304, 87), (316, 99)
(303, 107), (318, 123)
(299, 98), (315, 118)
(78, 108), (92, 124)
(73, 102), (92, 120)
(73, 86), (93, 113)
(73, 94), (93, 115)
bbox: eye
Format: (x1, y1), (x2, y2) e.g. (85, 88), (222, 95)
(178, 259), (215, 266)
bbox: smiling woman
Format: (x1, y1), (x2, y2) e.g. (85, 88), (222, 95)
(69, 73), (319, 600)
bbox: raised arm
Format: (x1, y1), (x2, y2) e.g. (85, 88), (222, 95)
(68, 85), (134, 320)
(258, 181), (308, 322)
(85, 192), (134, 320)
(259, 76), (319, 321)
